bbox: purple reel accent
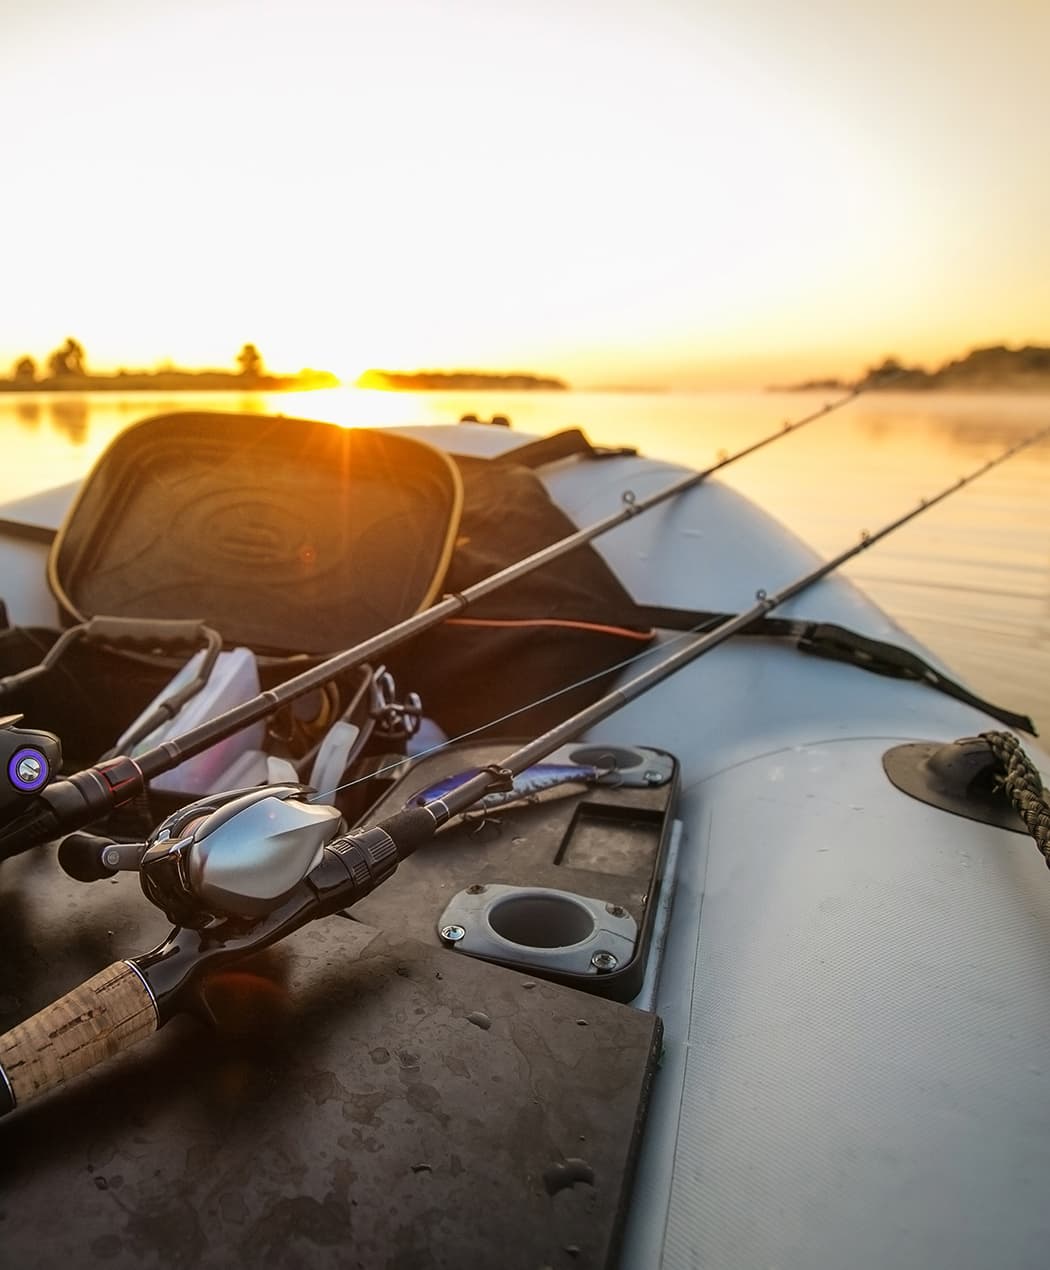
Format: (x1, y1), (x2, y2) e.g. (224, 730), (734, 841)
(7, 746), (50, 794)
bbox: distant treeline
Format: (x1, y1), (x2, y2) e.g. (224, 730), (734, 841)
(356, 369), (568, 391)
(1, 339), (338, 393)
(780, 344), (1050, 392)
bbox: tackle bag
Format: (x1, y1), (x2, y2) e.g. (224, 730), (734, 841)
(386, 443), (655, 736)
(1, 414), (654, 761)
(47, 412), (464, 655)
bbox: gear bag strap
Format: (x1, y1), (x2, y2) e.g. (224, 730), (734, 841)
(632, 605), (1037, 735)
(493, 428), (636, 470)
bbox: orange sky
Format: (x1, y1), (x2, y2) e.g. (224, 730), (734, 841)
(1, 0), (1047, 389)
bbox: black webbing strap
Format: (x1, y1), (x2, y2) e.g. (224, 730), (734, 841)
(633, 605), (1037, 735)
(494, 428), (636, 470)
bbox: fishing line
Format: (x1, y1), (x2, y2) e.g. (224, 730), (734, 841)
(314, 418), (1050, 805)
(310, 619), (725, 804)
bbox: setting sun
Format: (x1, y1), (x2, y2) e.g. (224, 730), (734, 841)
(1, 0), (1046, 388)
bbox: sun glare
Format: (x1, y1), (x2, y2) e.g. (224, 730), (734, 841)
(0, 2), (1047, 386)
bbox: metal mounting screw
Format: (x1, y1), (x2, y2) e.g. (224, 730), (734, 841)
(591, 951), (618, 972)
(643, 770), (663, 786)
(466, 884), (486, 895)
(440, 924), (466, 943)
(102, 847), (122, 869)
(16, 756), (41, 783)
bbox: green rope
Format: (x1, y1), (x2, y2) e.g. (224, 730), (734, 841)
(981, 731), (1050, 869)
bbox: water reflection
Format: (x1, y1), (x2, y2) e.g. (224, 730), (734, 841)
(856, 393), (1050, 456)
(47, 396), (89, 442)
(13, 399), (41, 428)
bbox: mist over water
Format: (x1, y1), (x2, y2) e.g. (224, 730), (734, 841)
(2, 387), (1048, 734)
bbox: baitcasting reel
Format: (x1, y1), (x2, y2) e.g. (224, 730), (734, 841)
(60, 785), (349, 928)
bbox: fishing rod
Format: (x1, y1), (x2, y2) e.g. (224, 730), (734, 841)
(1, 421), (1044, 1118)
(0, 381), (872, 860)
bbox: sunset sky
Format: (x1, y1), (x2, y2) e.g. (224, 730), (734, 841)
(2, 0), (1047, 388)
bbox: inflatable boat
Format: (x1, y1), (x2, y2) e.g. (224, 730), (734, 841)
(0, 409), (1046, 1269)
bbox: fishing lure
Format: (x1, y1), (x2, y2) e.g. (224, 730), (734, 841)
(405, 761), (611, 815)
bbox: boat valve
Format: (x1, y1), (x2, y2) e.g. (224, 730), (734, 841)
(882, 736), (1027, 832)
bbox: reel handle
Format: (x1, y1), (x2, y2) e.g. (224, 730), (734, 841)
(0, 962), (157, 1116)
(58, 832), (145, 881)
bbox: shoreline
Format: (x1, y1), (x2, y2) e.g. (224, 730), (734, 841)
(0, 375), (335, 394)
(3, 381), (1050, 399)
(768, 380), (1050, 395)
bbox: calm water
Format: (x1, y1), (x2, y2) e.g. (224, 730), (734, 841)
(2, 387), (1048, 734)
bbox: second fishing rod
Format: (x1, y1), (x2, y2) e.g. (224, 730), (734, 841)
(0, 385), (868, 859)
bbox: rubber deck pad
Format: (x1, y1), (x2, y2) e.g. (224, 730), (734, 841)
(0, 849), (660, 1270)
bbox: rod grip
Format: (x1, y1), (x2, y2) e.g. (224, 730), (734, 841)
(0, 962), (158, 1115)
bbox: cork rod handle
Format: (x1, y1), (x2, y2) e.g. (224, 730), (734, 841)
(0, 961), (158, 1114)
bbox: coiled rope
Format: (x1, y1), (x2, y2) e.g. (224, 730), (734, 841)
(982, 731), (1050, 869)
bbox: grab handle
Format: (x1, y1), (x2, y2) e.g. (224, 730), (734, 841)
(0, 961), (158, 1115)
(84, 616), (216, 651)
